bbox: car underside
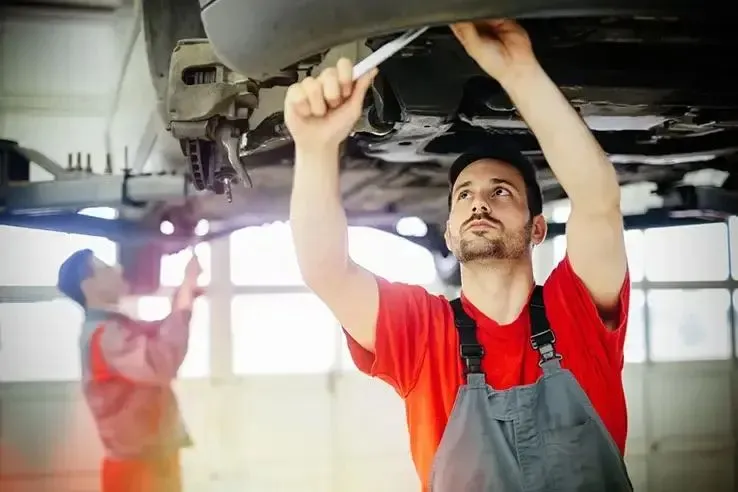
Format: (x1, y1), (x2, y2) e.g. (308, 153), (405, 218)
(141, 0), (738, 255)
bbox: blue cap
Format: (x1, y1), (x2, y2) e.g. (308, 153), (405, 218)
(57, 249), (95, 307)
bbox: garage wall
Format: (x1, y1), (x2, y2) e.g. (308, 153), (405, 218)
(1, 5), (737, 492)
(0, 5), (164, 176)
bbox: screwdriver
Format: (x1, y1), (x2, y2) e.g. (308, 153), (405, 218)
(239, 26), (430, 164)
(352, 26), (430, 80)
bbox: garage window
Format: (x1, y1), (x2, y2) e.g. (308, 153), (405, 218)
(0, 211), (118, 286)
(733, 291), (738, 358)
(553, 229), (644, 283)
(348, 226), (437, 285)
(230, 223), (438, 287)
(160, 242), (211, 287)
(644, 223), (729, 282)
(231, 294), (337, 374)
(624, 289), (646, 363)
(230, 222), (305, 286)
(0, 299), (85, 382)
(730, 216), (738, 280)
(648, 289), (732, 362)
(136, 296), (211, 378)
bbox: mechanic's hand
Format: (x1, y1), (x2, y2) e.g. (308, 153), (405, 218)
(284, 58), (377, 153)
(451, 19), (538, 85)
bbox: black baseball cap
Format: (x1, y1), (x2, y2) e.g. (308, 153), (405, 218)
(448, 140), (543, 216)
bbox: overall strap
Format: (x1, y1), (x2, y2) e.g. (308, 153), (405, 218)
(450, 298), (484, 375)
(529, 285), (562, 366)
(451, 286), (562, 375)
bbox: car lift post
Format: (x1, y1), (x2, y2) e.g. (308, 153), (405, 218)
(0, 140), (196, 243)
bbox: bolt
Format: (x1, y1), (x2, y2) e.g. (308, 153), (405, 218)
(224, 177), (233, 203)
(105, 153), (113, 174)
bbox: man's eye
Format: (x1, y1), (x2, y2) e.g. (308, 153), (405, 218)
(458, 190), (470, 200)
(494, 188), (511, 196)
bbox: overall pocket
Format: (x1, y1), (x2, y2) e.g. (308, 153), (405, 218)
(541, 418), (631, 492)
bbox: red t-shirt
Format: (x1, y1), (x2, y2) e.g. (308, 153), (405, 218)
(345, 256), (630, 491)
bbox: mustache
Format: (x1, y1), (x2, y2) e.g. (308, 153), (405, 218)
(462, 212), (503, 229)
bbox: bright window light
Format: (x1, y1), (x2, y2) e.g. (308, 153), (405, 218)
(396, 216), (428, 237)
(160, 220), (174, 235)
(79, 207), (117, 219)
(194, 219), (209, 236)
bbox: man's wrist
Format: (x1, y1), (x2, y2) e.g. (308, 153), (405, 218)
(294, 142), (341, 164)
(496, 59), (548, 99)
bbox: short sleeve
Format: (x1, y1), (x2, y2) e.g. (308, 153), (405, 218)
(547, 255), (631, 369)
(343, 276), (434, 397)
(97, 313), (191, 385)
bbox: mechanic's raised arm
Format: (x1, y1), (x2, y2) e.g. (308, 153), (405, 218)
(98, 255), (202, 384)
(98, 310), (191, 384)
(285, 60), (383, 352)
(453, 20), (628, 323)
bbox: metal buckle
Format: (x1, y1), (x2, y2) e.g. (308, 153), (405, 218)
(538, 352), (563, 367)
(530, 329), (555, 349)
(460, 343), (484, 358)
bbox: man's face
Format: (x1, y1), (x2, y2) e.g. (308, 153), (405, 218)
(445, 159), (545, 263)
(85, 257), (130, 303)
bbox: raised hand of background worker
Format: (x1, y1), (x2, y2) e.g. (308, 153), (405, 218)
(184, 253), (203, 287)
(450, 19), (537, 85)
(284, 58), (378, 152)
(173, 253), (204, 311)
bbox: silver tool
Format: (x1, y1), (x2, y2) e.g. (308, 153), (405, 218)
(352, 26), (430, 80)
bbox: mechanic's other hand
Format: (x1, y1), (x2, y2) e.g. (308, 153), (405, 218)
(284, 58), (377, 153)
(451, 19), (537, 85)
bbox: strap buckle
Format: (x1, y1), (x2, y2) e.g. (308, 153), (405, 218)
(530, 329), (562, 367)
(460, 343), (484, 374)
(537, 351), (563, 367)
(530, 328), (555, 349)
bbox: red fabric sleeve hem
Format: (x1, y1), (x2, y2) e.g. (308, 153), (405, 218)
(561, 254), (630, 331)
(560, 255), (630, 366)
(342, 275), (429, 397)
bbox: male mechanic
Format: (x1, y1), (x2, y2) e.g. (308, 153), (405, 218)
(286, 18), (633, 492)
(57, 249), (201, 492)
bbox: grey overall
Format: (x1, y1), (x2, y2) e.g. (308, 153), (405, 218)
(429, 286), (633, 492)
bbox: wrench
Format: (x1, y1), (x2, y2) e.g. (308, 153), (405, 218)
(352, 26), (430, 80)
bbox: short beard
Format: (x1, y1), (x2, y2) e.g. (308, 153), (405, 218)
(454, 221), (533, 264)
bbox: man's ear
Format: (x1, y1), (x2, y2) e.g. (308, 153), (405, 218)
(531, 214), (547, 245)
(80, 277), (94, 299)
(443, 220), (452, 251)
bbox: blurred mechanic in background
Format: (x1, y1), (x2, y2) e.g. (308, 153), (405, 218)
(57, 249), (202, 492)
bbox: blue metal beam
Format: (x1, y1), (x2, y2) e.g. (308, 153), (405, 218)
(0, 212), (148, 242)
(0, 173), (193, 214)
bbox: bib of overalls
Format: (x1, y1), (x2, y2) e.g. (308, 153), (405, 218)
(428, 286), (633, 492)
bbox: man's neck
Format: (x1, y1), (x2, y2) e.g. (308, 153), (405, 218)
(460, 257), (536, 325)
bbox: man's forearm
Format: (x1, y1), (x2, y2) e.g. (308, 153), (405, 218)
(100, 314), (191, 384)
(172, 282), (196, 312)
(290, 145), (351, 287)
(500, 64), (621, 212)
